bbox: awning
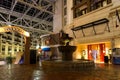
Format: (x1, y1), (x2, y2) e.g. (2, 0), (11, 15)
(71, 18), (110, 37)
(72, 18), (109, 31)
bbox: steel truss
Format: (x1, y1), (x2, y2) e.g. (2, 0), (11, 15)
(0, 0), (56, 40)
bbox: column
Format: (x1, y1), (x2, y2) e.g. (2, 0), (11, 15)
(21, 36), (23, 52)
(5, 42), (8, 57)
(0, 35), (2, 53)
(24, 37), (30, 64)
(12, 32), (14, 56)
(53, 0), (63, 33)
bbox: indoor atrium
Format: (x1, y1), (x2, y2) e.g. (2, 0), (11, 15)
(0, 0), (120, 80)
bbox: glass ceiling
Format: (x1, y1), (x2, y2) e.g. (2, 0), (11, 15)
(0, 0), (56, 39)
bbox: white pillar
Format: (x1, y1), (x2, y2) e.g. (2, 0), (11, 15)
(0, 35), (2, 53)
(67, 0), (73, 25)
(53, 0), (63, 33)
(12, 32), (15, 56)
(5, 42), (8, 56)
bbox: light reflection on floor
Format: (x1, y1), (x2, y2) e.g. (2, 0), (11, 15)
(0, 61), (6, 65)
(0, 63), (120, 80)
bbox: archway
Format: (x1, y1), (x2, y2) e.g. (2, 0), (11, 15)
(0, 26), (31, 64)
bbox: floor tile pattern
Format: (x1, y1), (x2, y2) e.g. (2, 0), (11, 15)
(0, 63), (120, 80)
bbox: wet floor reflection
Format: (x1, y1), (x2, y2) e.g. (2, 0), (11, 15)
(0, 63), (120, 80)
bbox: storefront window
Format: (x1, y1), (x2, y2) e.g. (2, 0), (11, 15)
(90, 0), (112, 11)
(73, 0), (111, 18)
(74, 7), (87, 18)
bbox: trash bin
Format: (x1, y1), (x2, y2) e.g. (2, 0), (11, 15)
(104, 56), (109, 63)
(30, 50), (37, 64)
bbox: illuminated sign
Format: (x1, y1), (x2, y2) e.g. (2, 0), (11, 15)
(0, 26), (30, 37)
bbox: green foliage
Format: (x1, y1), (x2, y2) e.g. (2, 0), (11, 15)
(6, 56), (12, 64)
(60, 30), (73, 46)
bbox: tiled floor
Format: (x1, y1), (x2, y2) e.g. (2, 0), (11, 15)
(0, 63), (120, 80)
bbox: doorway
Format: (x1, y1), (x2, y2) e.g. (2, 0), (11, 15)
(87, 43), (105, 63)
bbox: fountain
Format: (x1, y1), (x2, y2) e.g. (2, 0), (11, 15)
(41, 31), (95, 72)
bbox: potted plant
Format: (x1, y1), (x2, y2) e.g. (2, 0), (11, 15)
(6, 56), (12, 64)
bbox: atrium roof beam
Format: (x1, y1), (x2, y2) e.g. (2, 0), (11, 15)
(20, 7), (32, 19)
(44, 0), (55, 12)
(0, 20), (51, 34)
(41, 24), (47, 30)
(23, 19), (31, 27)
(18, 0), (54, 15)
(8, 0), (18, 22)
(41, 15), (53, 23)
(0, 14), (8, 22)
(44, 0), (53, 4)
(0, 7), (52, 26)
(31, 3), (52, 22)
(31, 0), (38, 5)
(21, 25), (52, 34)
(39, 0), (42, 6)
(33, 15), (52, 28)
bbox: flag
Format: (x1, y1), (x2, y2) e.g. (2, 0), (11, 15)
(115, 10), (120, 28)
(116, 20), (119, 28)
(116, 10), (120, 22)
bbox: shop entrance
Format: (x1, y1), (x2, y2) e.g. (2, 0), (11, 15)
(87, 43), (105, 63)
